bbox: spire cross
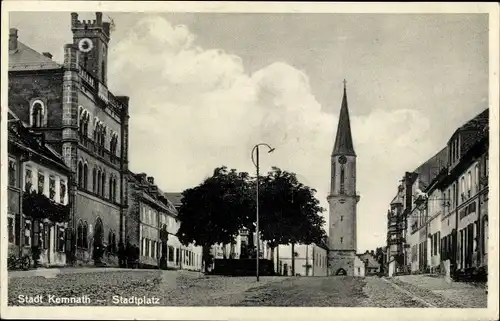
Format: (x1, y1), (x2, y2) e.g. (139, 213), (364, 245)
(343, 79), (347, 89)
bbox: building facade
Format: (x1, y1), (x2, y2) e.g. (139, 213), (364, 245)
(126, 176), (202, 271)
(386, 185), (405, 268)
(274, 243), (329, 276)
(163, 192), (204, 271)
(7, 110), (72, 267)
(358, 251), (381, 275)
(327, 82), (362, 276)
(389, 109), (489, 279)
(8, 12), (130, 266)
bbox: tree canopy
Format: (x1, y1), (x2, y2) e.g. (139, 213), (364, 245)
(176, 165), (327, 266)
(259, 167), (327, 248)
(176, 166), (253, 249)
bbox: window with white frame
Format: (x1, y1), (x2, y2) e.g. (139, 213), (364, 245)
(24, 220), (32, 246)
(57, 226), (65, 252)
(460, 177), (465, 201)
(467, 171), (472, 197)
(38, 171), (45, 194)
(60, 180), (67, 203)
(8, 158), (17, 187)
(49, 176), (56, 200)
(475, 164), (479, 192)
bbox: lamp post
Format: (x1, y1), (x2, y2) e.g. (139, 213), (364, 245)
(251, 143), (275, 282)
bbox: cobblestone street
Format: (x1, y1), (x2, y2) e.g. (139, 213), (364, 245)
(8, 269), (487, 307)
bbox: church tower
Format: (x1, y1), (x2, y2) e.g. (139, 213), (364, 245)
(327, 80), (361, 276)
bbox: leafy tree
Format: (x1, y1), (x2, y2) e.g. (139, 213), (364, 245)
(259, 167), (326, 275)
(176, 166), (253, 272)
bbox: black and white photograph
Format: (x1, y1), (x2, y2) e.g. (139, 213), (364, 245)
(1, 2), (498, 320)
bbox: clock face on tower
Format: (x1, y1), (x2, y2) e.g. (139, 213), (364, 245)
(338, 155), (347, 164)
(78, 38), (93, 53)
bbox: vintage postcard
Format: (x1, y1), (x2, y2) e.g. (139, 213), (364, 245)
(1, 1), (499, 320)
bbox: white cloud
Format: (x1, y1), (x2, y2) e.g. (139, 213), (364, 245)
(108, 15), (435, 250)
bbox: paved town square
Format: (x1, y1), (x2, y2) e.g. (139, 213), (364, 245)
(8, 269), (487, 307)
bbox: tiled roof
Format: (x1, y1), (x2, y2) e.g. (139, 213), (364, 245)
(164, 192), (183, 207)
(459, 108), (489, 132)
(449, 108), (489, 142)
(8, 110), (69, 172)
(390, 192), (404, 206)
(332, 84), (356, 156)
(9, 41), (62, 71)
(358, 252), (380, 268)
(139, 190), (170, 212)
(413, 147), (448, 191)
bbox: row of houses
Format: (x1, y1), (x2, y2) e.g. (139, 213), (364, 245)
(6, 12), (209, 271)
(386, 108), (489, 279)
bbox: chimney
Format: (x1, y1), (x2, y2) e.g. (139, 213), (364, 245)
(42, 52), (53, 59)
(137, 173), (147, 183)
(147, 177), (154, 185)
(9, 28), (18, 51)
(96, 12), (103, 24)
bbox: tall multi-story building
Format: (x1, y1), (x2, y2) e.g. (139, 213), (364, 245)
(389, 108), (489, 278)
(436, 109), (489, 278)
(405, 148), (448, 273)
(386, 185), (405, 268)
(8, 12), (130, 266)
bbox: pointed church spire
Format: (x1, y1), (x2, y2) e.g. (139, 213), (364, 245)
(332, 79), (356, 156)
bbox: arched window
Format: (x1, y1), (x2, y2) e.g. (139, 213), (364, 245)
(77, 162), (83, 188)
(113, 177), (117, 202)
(92, 168), (97, 193)
(109, 176), (113, 200)
(93, 120), (99, 143)
(102, 127), (107, 148)
(97, 171), (102, 195)
(332, 162), (336, 191)
(101, 172), (106, 198)
(94, 218), (104, 247)
(77, 220), (83, 248)
(340, 165), (345, 194)
(31, 100), (45, 128)
(108, 229), (113, 247)
(83, 163), (88, 190)
(83, 117), (89, 137)
(82, 221), (88, 249)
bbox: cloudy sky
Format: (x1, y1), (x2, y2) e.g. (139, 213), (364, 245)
(9, 11), (489, 252)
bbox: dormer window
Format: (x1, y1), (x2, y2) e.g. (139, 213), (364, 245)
(30, 100), (46, 128)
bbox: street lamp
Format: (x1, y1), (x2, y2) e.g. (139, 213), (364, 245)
(251, 143), (275, 282)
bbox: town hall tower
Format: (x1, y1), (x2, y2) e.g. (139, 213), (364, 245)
(327, 81), (362, 276)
